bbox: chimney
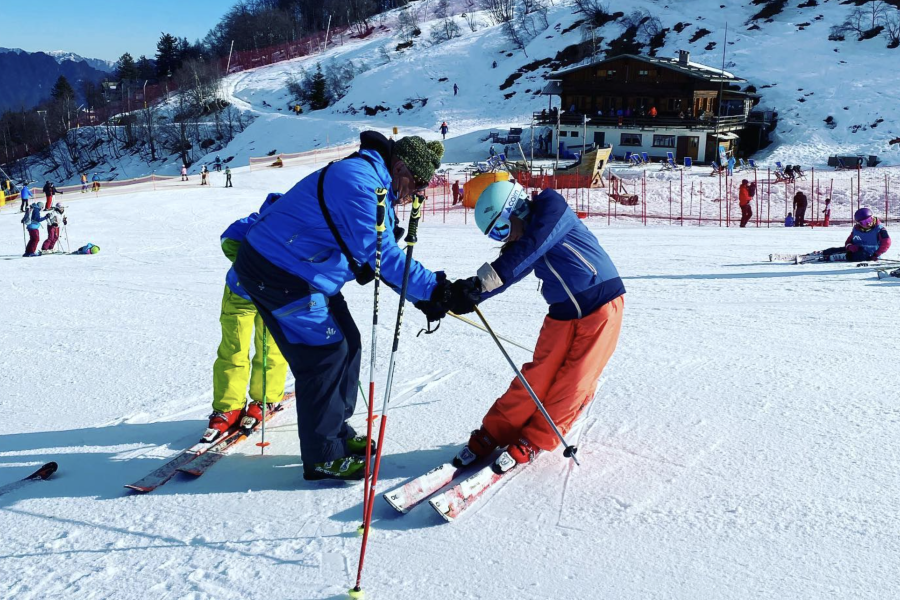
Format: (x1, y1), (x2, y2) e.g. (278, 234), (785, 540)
(677, 50), (690, 65)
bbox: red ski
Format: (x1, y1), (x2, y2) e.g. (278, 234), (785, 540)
(429, 452), (527, 522)
(0, 462), (59, 497)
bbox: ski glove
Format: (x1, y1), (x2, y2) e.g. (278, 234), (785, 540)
(447, 277), (481, 315)
(846, 244), (860, 253)
(415, 277), (452, 322)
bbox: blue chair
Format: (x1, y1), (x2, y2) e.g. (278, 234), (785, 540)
(748, 159), (758, 170)
(624, 151), (633, 163)
(666, 151), (676, 162)
(641, 152), (651, 164)
(710, 161), (722, 176)
(684, 157), (693, 169)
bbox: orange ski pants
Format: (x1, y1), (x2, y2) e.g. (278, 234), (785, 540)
(482, 295), (623, 451)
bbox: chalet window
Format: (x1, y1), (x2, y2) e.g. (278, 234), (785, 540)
(570, 130), (580, 137)
(652, 135), (676, 148)
(620, 133), (642, 146)
(638, 70), (649, 77)
(559, 131), (568, 137)
(606, 69), (616, 78)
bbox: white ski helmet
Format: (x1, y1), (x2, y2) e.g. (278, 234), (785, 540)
(474, 180), (530, 241)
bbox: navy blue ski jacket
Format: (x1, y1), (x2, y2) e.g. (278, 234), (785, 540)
(477, 189), (624, 320)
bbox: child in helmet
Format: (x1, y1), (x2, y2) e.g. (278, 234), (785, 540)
(21, 202), (47, 257)
(41, 203), (67, 253)
(418, 181), (625, 471)
(819, 207), (891, 261)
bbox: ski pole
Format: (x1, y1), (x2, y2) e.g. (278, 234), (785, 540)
(352, 192), (424, 599)
(63, 222), (70, 253)
(473, 305), (580, 466)
(256, 327), (270, 454)
(361, 187), (388, 533)
(448, 311), (534, 354)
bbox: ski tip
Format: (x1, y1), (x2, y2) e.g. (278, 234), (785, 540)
(428, 498), (455, 523)
(27, 462), (58, 481)
(382, 493), (411, 514)
(123, 484), (153, 494)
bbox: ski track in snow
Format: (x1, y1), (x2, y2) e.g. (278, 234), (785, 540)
(1, 157), (899, 599)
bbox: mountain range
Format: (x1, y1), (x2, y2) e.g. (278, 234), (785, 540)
(0, 47), (113, 112)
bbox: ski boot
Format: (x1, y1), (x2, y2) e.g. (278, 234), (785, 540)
(452, 427), (498, 468)
(240, 401), (268, 430)
(505, 438), (540, 466)
(346, 435), (376, 457)
(303, 456), (367, 481)
(202, 409), (243, 442)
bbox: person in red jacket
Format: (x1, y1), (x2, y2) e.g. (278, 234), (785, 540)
(738, 179), (756, 228)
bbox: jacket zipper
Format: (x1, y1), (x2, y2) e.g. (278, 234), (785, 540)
(543, 256), (582, 319)
(562, 242), (598, 276)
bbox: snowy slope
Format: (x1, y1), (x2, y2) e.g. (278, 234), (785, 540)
(33, 0), (900, 188)
(1, 158), (898, 599)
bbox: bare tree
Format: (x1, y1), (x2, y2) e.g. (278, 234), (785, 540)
(884, 12), (900, 47)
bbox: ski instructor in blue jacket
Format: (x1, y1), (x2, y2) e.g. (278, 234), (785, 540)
(234, 131), (452, 481)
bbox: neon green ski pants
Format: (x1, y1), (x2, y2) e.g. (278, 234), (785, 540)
(213, 285), (288, 412)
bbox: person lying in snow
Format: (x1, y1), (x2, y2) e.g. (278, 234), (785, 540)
(416, 181), (625, 471)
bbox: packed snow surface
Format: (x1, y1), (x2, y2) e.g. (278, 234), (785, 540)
(0, 161), (898, 600)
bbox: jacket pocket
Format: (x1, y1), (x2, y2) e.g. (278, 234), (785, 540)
(562, 242), (598, 276)
(272, 293), (344, 346)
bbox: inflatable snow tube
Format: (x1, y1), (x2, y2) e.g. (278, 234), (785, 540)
(463, 171), (510, 209)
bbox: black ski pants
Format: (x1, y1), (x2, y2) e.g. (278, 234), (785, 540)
(794, 205), (807, 227)
(740, 204), (752, 228)
(234, 243), (361, 468)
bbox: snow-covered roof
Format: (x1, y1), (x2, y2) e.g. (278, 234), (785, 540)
(550, 54), (746, 84)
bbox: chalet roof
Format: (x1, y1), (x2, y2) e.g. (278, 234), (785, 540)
(549, 54), (747, 84)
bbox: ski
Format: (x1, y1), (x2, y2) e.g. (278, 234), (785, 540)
(0, 462), (58, 497)
(429, 452), (525, 522)
(178, 401), (288, 477)
(768, 253), (799, 263)
(383, 461), (470, 514)
(125, 392), (295, 493)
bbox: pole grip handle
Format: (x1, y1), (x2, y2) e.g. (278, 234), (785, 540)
(405, 193), (424, 245)
(374, 188), (387, 233)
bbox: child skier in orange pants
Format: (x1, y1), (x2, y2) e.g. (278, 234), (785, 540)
(421, 181), (625, 469)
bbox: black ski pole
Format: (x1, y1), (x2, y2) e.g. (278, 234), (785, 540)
(352, 192), (424, 599)
(360, 188), (388, 534)
(473, 305), (580, 465)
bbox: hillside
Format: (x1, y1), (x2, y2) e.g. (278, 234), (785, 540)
(0, 48), (109, 110)
(13, 0), (900, 185)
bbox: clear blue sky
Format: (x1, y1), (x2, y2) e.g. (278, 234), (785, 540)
(0, 0), (232, 61)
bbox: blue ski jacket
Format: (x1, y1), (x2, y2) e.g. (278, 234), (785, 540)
(22, 204), (45, 230)
(477, 189), (625, 320)
(245, 150), (438, 302)
(20, 186), (32, 200)
(222, 194), (281, 300)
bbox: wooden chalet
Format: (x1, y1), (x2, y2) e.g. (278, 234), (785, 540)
(536, 51), (771, 164)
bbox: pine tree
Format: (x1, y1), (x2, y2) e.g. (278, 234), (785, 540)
(136, 55), (156, 81)
(50, 76), (76, 102)
(309, 64), (328, 110)
(116, 52), (139, 82)
(156, 33), (180, 79)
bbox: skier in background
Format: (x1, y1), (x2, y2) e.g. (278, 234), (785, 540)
(214, 156), (222, 172)
(785, 212), (794, 227)
(81, 173), (88, 193)
(91, 173), (101, 192)
(738, 179), (756, 228)
(225, 166), (233, 188)
(823, 198), (832, 227)
(233, 131), (448, 481)
(816, 207), (890, 262)
(206, 193), (289, 442)
(181, 165), (189, 181)
(42, 180), (58, 210)
(439, 121), (449, 140)
(21, 202), (46, 257)
(19, 181), (33, 212)
(453, 82), (459, 96)
(451, 180), (462, 205)
(793, 191), (808, 227)
(201, 165), (209, 186)
(41, 203), (67, 254)
(416, 181), (625, 472)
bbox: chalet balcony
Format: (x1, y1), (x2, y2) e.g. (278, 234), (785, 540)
(532, 112), (748, 131)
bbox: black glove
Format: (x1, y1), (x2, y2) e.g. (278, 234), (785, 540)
(415, 278), (452, 322)
(447, 277), (481, 315)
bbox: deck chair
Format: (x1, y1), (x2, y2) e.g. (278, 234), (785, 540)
(791, 165), (806, 180)
(664, 157), (679, 170)
(738, 158), (749, 171)
(641, 152), (651, 164)
(783, 164), (795, 182)
(748, 159), (758, 170)
(666, 151), (676, 163)
(683, 157), (693, 170)
(710, 161), (722, 176)
(661, 158), (673, 171)
(623, 151), (633, 163)
(630, 154), (643, 166)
